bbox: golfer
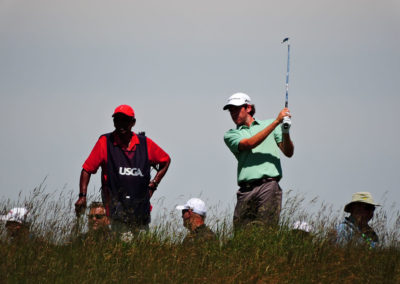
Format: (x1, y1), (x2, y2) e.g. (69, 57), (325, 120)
(223, 93), (294, 229)
(75, 105), (171, 233)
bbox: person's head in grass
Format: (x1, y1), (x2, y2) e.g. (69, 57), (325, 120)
(176, 198), (207, 232)
(344, 192), (379, 228)
(1, 207), (30, 241)
(88, 202), (110, 232)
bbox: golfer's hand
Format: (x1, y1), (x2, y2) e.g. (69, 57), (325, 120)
(276, 108), (291, 123)
(75, 197), (87, 216)
(282, 116), (291, 133)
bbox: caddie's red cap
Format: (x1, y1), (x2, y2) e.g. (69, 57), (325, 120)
(112, 105), (135, 117)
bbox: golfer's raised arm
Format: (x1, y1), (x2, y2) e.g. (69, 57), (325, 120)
(238, 108), (291, 152)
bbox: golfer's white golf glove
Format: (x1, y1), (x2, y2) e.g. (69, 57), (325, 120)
(281, 116), (291, 134)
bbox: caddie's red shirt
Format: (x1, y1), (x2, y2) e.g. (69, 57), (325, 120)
(82, 131), (170, 185)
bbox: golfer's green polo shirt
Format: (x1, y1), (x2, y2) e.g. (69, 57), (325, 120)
(224, 119), (283, 185)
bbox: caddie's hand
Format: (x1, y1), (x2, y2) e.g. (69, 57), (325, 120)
(148, 180), (158, 198)
(75, 197), (87, 216)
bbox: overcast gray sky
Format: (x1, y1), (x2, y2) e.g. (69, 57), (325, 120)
(0, 0), (399, 222)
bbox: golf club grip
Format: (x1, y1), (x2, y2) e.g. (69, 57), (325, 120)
(282, 115), (290, 130)
(283, 122), (290, 129)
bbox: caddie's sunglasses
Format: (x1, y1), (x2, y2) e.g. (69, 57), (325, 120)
(88, 214), (106, 220)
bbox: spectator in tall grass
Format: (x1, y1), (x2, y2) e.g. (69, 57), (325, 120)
(75, 105), (171, 234)
(88, 202), (111, 234)
(176, 198), (216, 244)
(336, 192), (379, 248)
(1, 207), (31, 242)
(223, 93), (294, 229)
(71, 202), (112, 244)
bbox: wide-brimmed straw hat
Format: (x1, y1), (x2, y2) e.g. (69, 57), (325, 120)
(344, 192), (380, 213)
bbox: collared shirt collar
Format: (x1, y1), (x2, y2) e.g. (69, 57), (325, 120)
(345, 216), (356, 226)
(112, 131), (139, 151)
(237, 118), (260, 130)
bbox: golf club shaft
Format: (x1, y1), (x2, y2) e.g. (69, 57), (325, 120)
(283, 42), (290, 129)
(285, 43), (290, 108)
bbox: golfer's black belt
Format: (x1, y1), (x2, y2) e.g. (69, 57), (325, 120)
(239, 177), (278, 191)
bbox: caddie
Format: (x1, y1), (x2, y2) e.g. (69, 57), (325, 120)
(75, 105), (171, 233)
(223, 92), (294, 229)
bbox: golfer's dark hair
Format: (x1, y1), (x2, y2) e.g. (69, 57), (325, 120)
(249, 104), (256, 117)
(89, 202), (105, 209)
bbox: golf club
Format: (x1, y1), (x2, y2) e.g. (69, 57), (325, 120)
(282, 37), (291, 130)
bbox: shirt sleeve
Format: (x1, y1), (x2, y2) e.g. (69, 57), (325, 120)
(274, 123), (283, 144)
(82, 136), (107, 174)
(224, 129), (242, 154)
(146, 137), (171, 164)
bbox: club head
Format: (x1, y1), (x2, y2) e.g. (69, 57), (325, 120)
(282, 37), (289, 44)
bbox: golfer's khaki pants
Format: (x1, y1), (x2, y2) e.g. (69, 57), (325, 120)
(233, 180), (282, 229)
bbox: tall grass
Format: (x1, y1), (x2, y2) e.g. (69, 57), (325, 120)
(1, 186), (399, 283)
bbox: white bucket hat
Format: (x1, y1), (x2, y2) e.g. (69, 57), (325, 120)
(344, 192), (380, 213)
(0, 207), (29, 224)
(223, 92), (252, 110)
(176, 198), (207, 216)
